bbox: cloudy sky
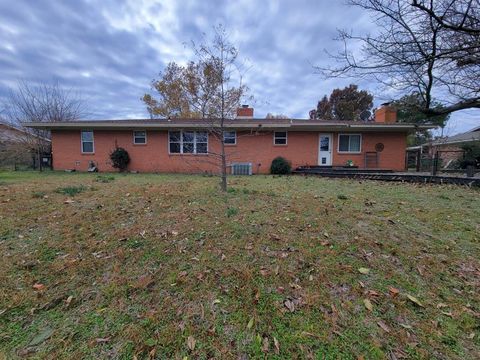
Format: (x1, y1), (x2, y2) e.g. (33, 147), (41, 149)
(0, 0), (478, 135)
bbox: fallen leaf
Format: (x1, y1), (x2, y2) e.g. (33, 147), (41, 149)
(29, 328), (54, 346)
(149, 348), (156, 358)
(273, 337), (280, 354)
(441, 311), (453, 318)
(95, 337), (111, 343)
(262, 337), (269, 353)
(436, 303), (448, 308)
(274, 265), (280, 275)
(247, 317), (254, 329)
(270, 234), (281, 241)
(468, 332), (475, 339)
(399, 323), (412, 330)
(32, 283), (45, 291)
(284, 299), (295, 312)
(389, 287), (400, 297)
(358, 268), (370, 275)
(187, 335), (196, 351)
(134, 274), (155, 290)
(406, 294), (424, 307)
(368, 290), (380, 297)
(323, 231), (329, 238)
(377, 320), (391, 333)
(64, 199), (75, 204)
(212, 299), (221, 305)
(364, 298), (373, 311)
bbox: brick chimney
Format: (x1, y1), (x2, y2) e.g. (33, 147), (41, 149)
(236, 105), (254, 118)
(374, 103), (397, 123)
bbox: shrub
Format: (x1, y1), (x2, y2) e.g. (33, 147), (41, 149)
(459, 144), (480, 169)
(110, 147), (130, 171)
(270, 156), (292, 175)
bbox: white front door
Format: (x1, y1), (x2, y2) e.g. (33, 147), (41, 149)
(318, 134), (332, 166)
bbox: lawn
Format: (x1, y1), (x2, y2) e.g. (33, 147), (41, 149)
(0, 171), (479, 359)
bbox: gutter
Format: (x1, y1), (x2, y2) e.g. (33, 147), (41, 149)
(23, 121), (437, 132)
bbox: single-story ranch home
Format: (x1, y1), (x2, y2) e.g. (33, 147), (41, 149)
(25, 104), (433, 174)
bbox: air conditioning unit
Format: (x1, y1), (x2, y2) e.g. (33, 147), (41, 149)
(231, 162), (252, 175)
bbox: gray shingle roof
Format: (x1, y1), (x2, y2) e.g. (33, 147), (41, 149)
(431, 126), (480, 145)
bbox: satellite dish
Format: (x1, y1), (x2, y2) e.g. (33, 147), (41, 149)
(360, 110), (372, 121)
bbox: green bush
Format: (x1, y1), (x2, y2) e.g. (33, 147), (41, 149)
(110, 147), (130, 172)
(270, 156), (292, 175)
(459, 144), (480, 169)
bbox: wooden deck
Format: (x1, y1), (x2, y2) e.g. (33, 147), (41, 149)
(293, 167), (480, 187)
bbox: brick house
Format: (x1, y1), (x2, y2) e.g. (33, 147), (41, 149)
(408, 125), (480, 169)
(0, 121), (51, 169)
(25, 105), (432, 174)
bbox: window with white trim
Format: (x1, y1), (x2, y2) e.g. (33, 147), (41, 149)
(274, 131), (287, 145)
(338, 134), (361, 153)
(223, 131), (236, 145)
(169, 131), (208, 154)
(81, 130), (94, 153)
(133, 130), (147, 144)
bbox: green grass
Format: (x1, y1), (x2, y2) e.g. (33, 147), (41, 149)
(0, 171), (479, 359)
(55, 185), (87, 196)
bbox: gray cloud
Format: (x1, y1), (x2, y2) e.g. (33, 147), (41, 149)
(0, 0), (476, 133)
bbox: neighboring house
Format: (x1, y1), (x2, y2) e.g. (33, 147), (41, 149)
(25, 105), (433, 174)
(0, 121), (51, 169)
(408, 126), (480, 168)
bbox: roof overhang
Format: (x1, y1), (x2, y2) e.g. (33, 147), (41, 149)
(23, 120), (436, 133)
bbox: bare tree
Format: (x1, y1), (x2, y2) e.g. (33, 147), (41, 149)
(265, 113), (290, 119)
(2, 81), (86, 170)
(318, 0), (480, 117)
(143, 25), (250, 191)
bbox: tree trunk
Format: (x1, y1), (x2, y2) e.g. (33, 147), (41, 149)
(220, 140), (227, 192)
(38, 149), (43, 172)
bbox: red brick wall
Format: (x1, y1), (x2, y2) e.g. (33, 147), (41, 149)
(51, 130), (407, 173)
(332, 132), (406, 170)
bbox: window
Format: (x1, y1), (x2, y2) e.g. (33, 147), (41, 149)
(223, 131), (236, 145)
(81, 130), (94, 153)
(133, 130), (147, 144)
(274, 131), (287, 145)
(169, 131), (208, 154)
(338, 134), (361, 153)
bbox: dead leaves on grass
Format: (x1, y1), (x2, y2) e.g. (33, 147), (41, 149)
(283, 297), (303, 313)
(358, 267), (370, 275)
(363, 298), (373, 312)
(406, 294), (424, 308)
(187, 335), (196, 351)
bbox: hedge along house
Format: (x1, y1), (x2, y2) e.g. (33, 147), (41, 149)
(25, 104), (434, 174)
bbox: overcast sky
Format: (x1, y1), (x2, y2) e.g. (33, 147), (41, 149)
(0, 0), (478, 135)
